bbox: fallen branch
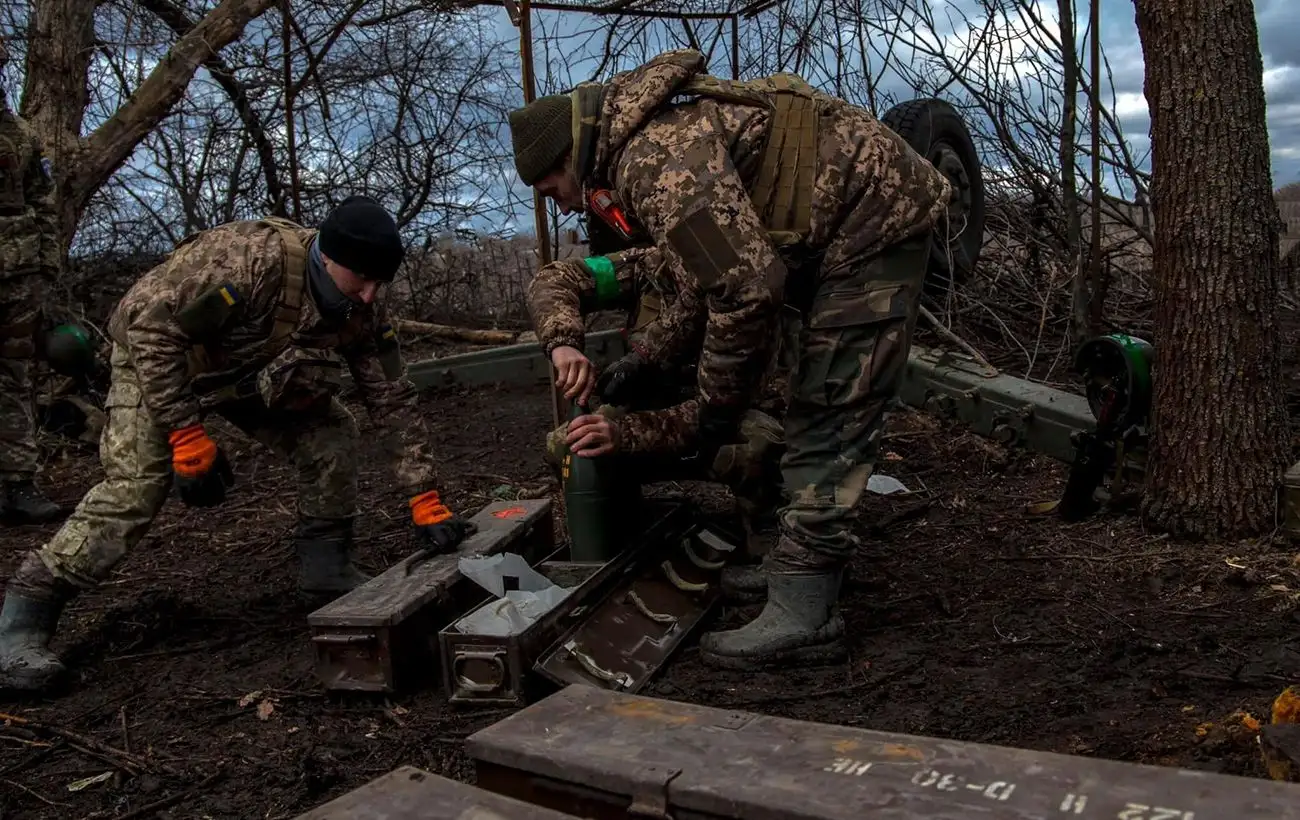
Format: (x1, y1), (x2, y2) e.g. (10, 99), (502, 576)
(80, 767), (225, 820)
(394, 319), (519, 345)
(0, 712), (175, 776)
(4, 777), (69, 807)
(920, 305), (994, 369)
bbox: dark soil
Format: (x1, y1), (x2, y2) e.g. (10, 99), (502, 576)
(2, 382), (1299, 819)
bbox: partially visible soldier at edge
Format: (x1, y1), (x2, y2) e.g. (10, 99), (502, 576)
(0, 196), (475, 692)
(529, 245), (787, 559)
(0, 38), (66, 526)
(507, 49), (953, 670)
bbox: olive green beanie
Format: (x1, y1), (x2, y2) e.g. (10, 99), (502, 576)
(508, 94), (573, 186)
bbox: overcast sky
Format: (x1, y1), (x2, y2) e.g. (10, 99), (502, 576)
(485, 0), (1300, 233)
(1101, 0), (1300, 187)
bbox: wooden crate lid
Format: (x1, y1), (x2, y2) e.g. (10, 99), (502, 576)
(308, 499), (552, 628)
(466, 685), (1300, 819)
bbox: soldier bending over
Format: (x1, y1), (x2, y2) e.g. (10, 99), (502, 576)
(0, 197), (473, 692)
(507, 50), (952, 670)
(529, 245), (787, 559)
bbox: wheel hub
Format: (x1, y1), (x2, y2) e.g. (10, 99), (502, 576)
(930, 141), (972, 236)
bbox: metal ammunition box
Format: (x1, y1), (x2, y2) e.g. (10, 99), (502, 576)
(306, 498), (555, 694)
(438, 500), (692, 706)
(467, 686), (1300, 819)
(534, 525), (727, 695)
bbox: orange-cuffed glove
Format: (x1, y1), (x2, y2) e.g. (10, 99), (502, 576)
(168, 424), (233, 508)
(410, 489), (475, 555)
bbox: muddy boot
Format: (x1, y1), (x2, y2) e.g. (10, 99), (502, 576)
(719, 516), (775, 603)
(295, 516), (371, 594)
(699, 570), (847, 670)
(2, 479), (64, 525)
(720, 562), (768, 604)
(0, 553), (75, 691)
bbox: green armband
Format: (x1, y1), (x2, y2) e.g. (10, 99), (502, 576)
(582, 256), (621, 307)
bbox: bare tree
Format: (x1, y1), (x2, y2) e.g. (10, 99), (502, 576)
(19, 0), (276, 248)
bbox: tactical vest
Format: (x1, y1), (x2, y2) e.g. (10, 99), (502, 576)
(676, 73), (821, 245)
(576, 72), (822, 248)
(180, 216), (309, 393)
(259, 216), (310, 358)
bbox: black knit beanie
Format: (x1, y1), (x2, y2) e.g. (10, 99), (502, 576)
(317, 195), (405, 281)
(508, 95), (574, 186)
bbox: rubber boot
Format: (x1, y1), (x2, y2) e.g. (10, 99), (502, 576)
(2, 479), (64, 525)
(699, 570), (847, 670)
(0, 554), (74, 691)
(720, 511), (776, 604)
(720, 563), (768, 604)
(295, 516), (371, 594)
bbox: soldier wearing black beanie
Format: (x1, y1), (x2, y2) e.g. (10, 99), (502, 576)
(317, 195), (406, 282)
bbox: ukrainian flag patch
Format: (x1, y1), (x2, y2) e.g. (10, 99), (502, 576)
(217, 284), (242, 306)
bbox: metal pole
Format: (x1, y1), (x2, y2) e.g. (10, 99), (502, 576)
(518, 0), (564, 427)
(1088, 0), (1102, 335)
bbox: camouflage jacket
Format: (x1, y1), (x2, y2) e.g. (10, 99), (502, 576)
(107, 219), (442, 497)
(580, 49), (950, 452)
(527, 243), (789, 456)
(526, 245), (705, 367)
(0, 103), (61, 279)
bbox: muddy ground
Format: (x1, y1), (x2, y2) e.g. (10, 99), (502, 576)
(2, 380), (1298, 819)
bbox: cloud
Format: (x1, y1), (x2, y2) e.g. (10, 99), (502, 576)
(1096, 4), (1300, 186)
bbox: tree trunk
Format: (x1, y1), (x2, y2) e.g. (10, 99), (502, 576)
(1133, 0), (1289, 538)
(22, 0), (277, 250)
(1056, 0), (1085, 342)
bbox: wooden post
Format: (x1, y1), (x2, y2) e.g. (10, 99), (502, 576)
(518, 0), (564, 429)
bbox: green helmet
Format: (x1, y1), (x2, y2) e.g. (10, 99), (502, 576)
(43, 323), (97, 378)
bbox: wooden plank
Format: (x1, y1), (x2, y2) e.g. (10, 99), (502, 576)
(467, 685), (1300, 820)
(310, 499), (554, 628)
(291, 765), (581, 819)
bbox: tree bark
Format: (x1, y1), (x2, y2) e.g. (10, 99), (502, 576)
(1133, 0), (1289, 538)
(22, 0), (276, 250)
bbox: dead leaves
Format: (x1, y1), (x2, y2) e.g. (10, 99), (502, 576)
(1221, 555), (1300, 612)
(237, 691), (276, 721)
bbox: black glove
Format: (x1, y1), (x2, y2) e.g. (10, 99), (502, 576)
(596, 350), (659, 407)
(414, 514), (478, 555)
(175, 449), (235, 508)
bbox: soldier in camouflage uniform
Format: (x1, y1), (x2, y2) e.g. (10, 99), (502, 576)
(529, 245), (787, 555)
(507, 49), (952, 670)
(0, 196), (475, 692)
(0, 40), (65, 526)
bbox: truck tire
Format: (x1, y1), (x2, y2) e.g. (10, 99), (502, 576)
(880, 98), (985, 289)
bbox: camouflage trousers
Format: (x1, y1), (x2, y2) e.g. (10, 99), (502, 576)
(0, 274), (43, 481)
(545, 405), (786, 521)
(771, 234), (929, 572)
(35, 342), (359, 589)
